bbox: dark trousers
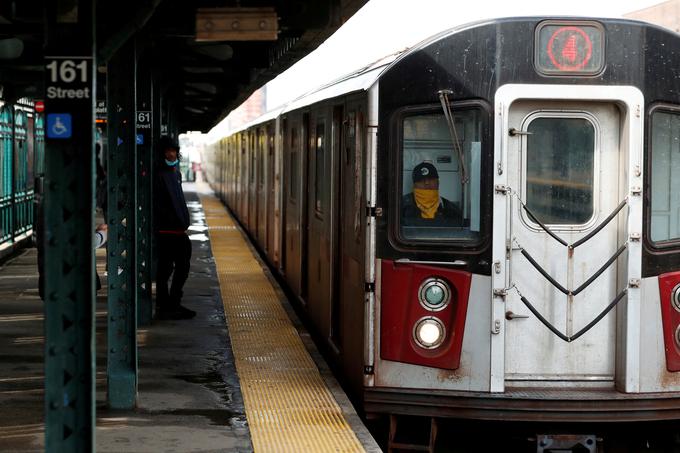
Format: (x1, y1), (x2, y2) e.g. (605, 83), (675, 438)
(155, 232), (192, 309)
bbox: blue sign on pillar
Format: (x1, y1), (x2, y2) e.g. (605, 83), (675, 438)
(46, 113), (73, 139)
(136, 134), (144, 145)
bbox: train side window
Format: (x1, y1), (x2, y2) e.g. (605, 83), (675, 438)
(525, 117), (595, 225)
(400, 109), (482, 241)
(650, 110), (680, 244)
(315, 122), (325, 214)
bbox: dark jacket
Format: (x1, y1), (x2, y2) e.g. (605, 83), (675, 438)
(401, 193), (462, 226)
(154, 164), (190, 231)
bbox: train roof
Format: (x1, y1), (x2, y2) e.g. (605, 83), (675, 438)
(217, 53), (397, 138)
(211, 12), (669, 140)
(280, 53), (398, 114)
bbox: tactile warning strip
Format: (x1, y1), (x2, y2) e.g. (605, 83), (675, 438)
(201, 194), (365, 453)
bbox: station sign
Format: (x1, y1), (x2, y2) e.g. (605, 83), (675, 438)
(535, 21), (604, 76)
(44, 56), (93, 142)
(96, 100), (107, 121)
(136, 111), (151, 130)
(45, 57), (93, 101)
(136, 111), (151, 147)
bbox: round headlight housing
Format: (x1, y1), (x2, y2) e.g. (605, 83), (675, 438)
(675, 324), (680, 348)
(413, 317), (446, 349)
(672, 284), (680, 313)
(418, 278), (451, 311)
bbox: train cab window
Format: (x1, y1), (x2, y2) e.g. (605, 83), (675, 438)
(400, 109), (482, 241)
(525, 117), (594, 225)
(650, 110), (680, 244)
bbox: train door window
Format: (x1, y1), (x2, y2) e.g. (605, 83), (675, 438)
(650, 109), (680, 244)
(525, 115), (595, 225)
(290, 127), (298, 201)
(353, 111), (363, 241)
(315, 121), (325, 214)
(399, 108), (483, 242)
(250, 135), (255, 182)
(258, 130), (265, 190)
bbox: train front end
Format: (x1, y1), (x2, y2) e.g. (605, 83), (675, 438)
(365, 17), (680, 422)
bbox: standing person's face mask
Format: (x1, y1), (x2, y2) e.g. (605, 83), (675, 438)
(164, 148), (179, 166)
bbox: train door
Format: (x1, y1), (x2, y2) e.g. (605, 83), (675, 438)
(257, 128), (267, 246)
(248, 130), (257, 233)
(306, 109), (330, 334)
(330, 104), (343, 351)
(301, 113), (309, 300)
(239, 133), (247, 221)
(280, 119), (287, 273)
(266, 125), (276, 260)
(337, 99), (367, 390)
(503, 101), (623, 386)
(284, 115), (305, 298)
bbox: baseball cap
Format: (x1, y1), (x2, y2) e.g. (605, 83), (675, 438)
(412, 162), (439, 183)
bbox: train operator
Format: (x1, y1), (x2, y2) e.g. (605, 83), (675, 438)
(402, 162), (461, 224)
(154, 136), (196, 320)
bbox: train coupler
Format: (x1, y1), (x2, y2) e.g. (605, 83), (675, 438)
(535, 434), (597, 453)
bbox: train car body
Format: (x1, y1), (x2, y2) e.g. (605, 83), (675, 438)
(205, 16), (680, 424)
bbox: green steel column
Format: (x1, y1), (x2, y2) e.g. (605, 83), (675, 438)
(135, 38), (153, 326)
(150, 73), (163, 282)
(43, 1), (96, 451)
(106, 38), (138, 409)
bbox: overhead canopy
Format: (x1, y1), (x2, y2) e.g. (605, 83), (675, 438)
(0, 0), (367, 132)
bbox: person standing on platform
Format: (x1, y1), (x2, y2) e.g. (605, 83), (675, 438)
(154, 136), (196, 320)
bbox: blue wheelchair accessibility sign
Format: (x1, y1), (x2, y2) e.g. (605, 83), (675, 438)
(136, 134), (144, 145)
(47, 114), (72, 139)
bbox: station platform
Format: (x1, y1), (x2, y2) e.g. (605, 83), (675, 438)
(0, 183), (380, 453)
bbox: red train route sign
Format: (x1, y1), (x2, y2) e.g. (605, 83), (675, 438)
(535, 21), (604, 76)
(547, 26), (593, 71)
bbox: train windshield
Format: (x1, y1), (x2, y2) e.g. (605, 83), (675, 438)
(650, 110), (680, 244)
(400, 109), (482, 242)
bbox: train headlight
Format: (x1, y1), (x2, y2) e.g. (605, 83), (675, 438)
(418, 278), (451, 311)
(672, 284), (680, 313)
(413, 317), (446, 349)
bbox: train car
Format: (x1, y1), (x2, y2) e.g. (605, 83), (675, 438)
(205, 15), (680, 448)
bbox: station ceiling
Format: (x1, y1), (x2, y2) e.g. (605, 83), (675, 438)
(0, 0), (367, 132)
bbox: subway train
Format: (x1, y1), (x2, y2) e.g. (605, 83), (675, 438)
(204, 15), (680, 441)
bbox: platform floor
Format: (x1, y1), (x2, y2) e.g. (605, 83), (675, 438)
(0, 182), (378, 452)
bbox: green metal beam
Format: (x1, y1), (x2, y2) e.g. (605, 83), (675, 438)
(106, 38), (138, 409)
(43, 0), (96, 451)
(136, 37), (153, 326)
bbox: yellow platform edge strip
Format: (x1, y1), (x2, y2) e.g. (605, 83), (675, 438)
(200, 193), (366, 453)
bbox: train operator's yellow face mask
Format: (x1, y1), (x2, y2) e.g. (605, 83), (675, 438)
(414, 188), (439, 219)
